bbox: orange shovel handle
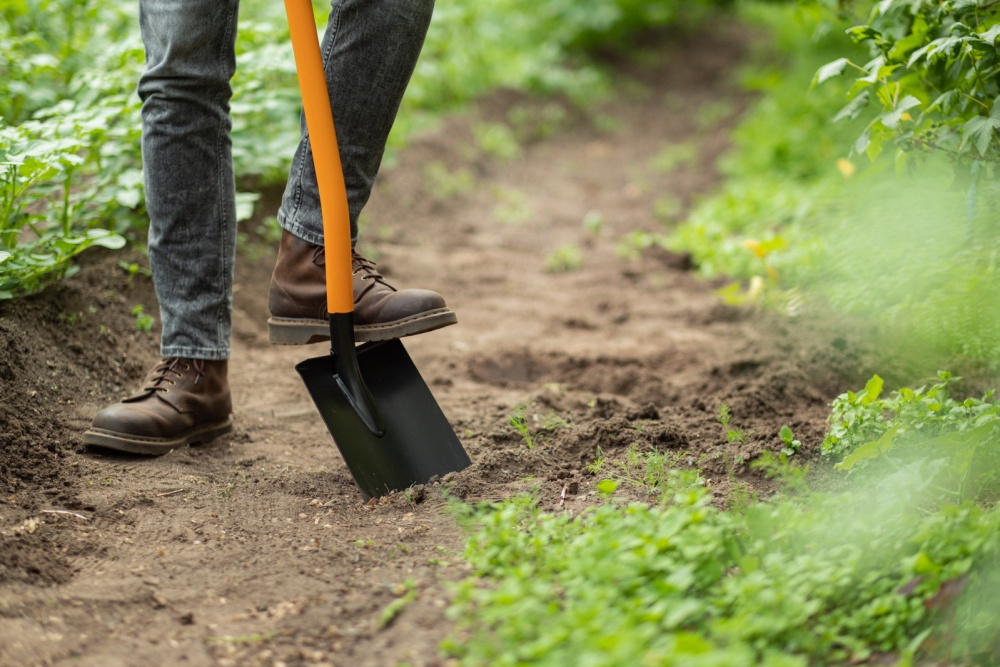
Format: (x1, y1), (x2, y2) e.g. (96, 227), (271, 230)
(284, 0), (353, 315)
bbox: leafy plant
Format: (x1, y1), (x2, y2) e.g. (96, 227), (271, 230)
(544, 243), (582, 272)
(717, 403), (748, 444)
(446, 475), (1000, 665)
(815, 0), (1000, 168)
(131, 304), (155, 333)
(508, 404), (535, 450)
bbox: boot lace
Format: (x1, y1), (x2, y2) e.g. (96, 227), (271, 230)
(143, 358), (207, 392)
(309, 245), (394, 297)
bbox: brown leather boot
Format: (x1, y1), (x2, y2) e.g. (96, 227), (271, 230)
(267, 230), (457, 344)
(83, 358), (233, 455)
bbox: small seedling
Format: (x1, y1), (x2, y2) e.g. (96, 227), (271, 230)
(717, 403), (748, 443)
(474, 122), (520, 161)
(131, 304), (154, 333)
(423, 161), (474, 200)
(508, 404), (534, 450)
(778, 425), (802, 456)
(545, 243), (582, 273)
(582, 210), (604, 234)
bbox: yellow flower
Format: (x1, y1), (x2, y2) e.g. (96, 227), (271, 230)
(836, 158), (856, 178)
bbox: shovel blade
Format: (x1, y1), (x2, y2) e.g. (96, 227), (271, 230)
(296, 338), (471, 499)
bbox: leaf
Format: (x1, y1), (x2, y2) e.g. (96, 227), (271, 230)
(0, 250), (10, 264)
(596, 479), (618, 495)
(879, 95), (921, 130)
(779, 425), (794, 443)
(981, 24), (1000, 45)
(861, 374), (884, 405)
(85, 228), (127, 250)
(961, 113), (1000, 156)
(835, 424), (900, 471)
(834, 92), (870, 122)
(813, 58), (850, 87)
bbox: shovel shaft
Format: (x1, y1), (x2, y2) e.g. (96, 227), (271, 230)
(284, 0), (353, 315)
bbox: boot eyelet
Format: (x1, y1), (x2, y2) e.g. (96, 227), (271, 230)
(183, 364), (191, 371)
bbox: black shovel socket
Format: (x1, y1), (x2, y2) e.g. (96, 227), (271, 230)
(285, 0), (471, 499)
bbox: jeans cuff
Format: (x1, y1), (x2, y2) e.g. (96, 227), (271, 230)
(160, 345), (230, 361)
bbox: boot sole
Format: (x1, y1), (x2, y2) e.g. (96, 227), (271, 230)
(82, 416), (235, 456)
(267, 308), (457, 345)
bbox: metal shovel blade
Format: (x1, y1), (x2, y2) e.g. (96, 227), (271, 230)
(296, 338), (471, 499)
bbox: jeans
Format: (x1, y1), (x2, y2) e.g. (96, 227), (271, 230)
(137, 0), (434, 360)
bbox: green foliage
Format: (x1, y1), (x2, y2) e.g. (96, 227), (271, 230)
(671, 2), (1000, 370)
(822, 372), (1000, 505)
(1, 0), (142, 298)
(446, 477), (1000, 665)
(595, 443), (707, 502)
(131, 304), (155, 333)
(544, 243), (583, 272)
(816, 0), (1000, 167)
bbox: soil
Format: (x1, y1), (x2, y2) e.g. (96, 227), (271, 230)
(0, 21), (876, 667)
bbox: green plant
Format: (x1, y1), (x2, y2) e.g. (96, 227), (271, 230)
(543, 243), (582, 273)
(508, 404), (535, 450)
(474, 122), (521, 161)
(581, 209), (604, 234)
(423, 161), (475, 200)
(824, 371), (1000, 504)
(445, 467), (1000, 666)
(615, 230), (668, 262)
(379, 579), (418, 628)
(131, 304), (154, 333)
(717, 403), (748, 444)
(815, 0), (1000, 168)
(778, 425), (801, 456)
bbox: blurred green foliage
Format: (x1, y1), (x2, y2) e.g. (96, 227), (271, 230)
(670, 0), (1000, 372)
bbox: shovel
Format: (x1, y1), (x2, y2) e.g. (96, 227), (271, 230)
(284, 0), (471, 499)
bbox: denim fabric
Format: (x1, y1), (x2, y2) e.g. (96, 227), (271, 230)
(137, 0), (434, 360)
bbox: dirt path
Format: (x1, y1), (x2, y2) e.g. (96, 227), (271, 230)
(0, 22), (863, 667)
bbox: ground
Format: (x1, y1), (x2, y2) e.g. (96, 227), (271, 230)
(0, 21), (872, 667)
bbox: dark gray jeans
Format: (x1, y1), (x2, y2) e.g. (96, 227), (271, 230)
(137, 0), (433, 360)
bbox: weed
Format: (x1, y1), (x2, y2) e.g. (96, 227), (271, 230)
(378, 579), (417, 628)
(717, 403), (748, 444)
(473, 122), (520, 161)
(544, 243), (582, 273)
(581, 209), (603, 234)
(130, 304), (154, 333)
(508, 404), (534, 450)
(751, 451), (809, 495)
(615, 230), (667, 262)
(423, 161), (474, 200)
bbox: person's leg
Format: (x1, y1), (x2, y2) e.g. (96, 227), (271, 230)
(141, 0), (241, 360)
(279, 0), (434, 244)
(83, 0), (238, 455)
(269, 0), (457, 344)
